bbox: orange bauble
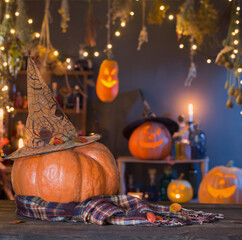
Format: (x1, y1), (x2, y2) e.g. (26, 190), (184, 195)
(198, 162), (242, 204)
(167, 176), (193, 203)
(96, 59), (119, 102)
(128, 121), (172, 160)
(11, 142), (119, 203)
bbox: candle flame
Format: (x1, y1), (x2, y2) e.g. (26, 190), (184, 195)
(188, 104), (193, 115)
(18, 138), (24, 149)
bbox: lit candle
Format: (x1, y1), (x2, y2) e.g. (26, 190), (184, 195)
(0, 109), (4, 138)
(188, 104), (194, 122)
(18, 138), (24, 149)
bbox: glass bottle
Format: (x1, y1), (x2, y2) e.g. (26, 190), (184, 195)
(188, 168), (198, 199)
(160, 165), (174, 201)
(189, 122), (206, 159)
(144, 169), (159, 202)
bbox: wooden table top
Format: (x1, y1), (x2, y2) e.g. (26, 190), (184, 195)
(0, 200), (242, 240)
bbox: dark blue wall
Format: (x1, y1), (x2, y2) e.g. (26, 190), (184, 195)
(27, 0), (242, 170)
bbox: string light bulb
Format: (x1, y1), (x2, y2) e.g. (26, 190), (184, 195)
(5, 14), (10, 19)
(5, 0), (9, 2)
(0, 46), (5, 51)
(28, 19), (33, 24)
(107, 44), (112, 49)
(238, 68), (242, 73)
(237, 6), (240, 11)
(83, 51), (88, 57)
(160, 5), (165, 11)
(231, 54), (236, 59)
(66, 58), (71, 63)
(2, 85), (8, 91)
(130, 11), (134, 16)
(94, 51), (99, 57)
(207, 59), (212, 64)
(15, 11), (19, 16)
(168, 15), (174, 20)
(115, 31), (120, 37)
(234, 40), (239, 45)
(121, 21), (126, 27)
(192, 44), (197, 50)
(53, 50), (59, 56)
(10, 29), (15, 34)
(236, 20), (240, 24)
(3, 62), (7, 67)
(234, 49), (238, 54)
(179, 44), (184, 49)
(34, 32), (40, 38)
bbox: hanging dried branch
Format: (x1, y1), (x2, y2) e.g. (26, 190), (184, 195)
(111, 0), (133, 24)
(85, 0), (97, 47)
(58, 0), (70, 33)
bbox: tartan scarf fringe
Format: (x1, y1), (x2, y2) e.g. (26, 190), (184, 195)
(15, 195), (224, 226)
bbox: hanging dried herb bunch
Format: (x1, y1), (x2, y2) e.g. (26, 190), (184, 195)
(111, 0), (133, 24)
(176, 0), (218, 47)
(147, 0), (169, 25)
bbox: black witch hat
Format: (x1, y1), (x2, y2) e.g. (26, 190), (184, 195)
(123, 90), (178, 139)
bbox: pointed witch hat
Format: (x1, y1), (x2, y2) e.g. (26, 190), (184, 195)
(123, 89), (178, 139)
(5, 57), (100, 160)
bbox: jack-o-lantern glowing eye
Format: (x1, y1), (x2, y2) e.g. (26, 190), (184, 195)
(179, 184), (185, 190)
(111, 69), (117, 75)
(226, 174), (238, 181)
(143, 126), (150, 135)
(104, 68), (109, 75)
(171, 184), (176, 190)
(156, 128), (161, 135)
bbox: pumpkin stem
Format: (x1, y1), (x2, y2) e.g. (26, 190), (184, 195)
(226, 160), (234, 168)
(178, 173), (184, 180)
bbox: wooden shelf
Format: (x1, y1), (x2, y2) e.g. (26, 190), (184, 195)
(18, 70), (94, 77)
(14, 108), (83, 114)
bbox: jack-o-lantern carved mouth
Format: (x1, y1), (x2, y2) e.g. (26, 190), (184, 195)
(170, 192), (184, 199)
(101, 79), (118, 88)
(207, 184), (237, 199)
(140, 139), (164, 148)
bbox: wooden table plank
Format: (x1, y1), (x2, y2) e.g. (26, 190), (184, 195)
(0, 201), (241, 240)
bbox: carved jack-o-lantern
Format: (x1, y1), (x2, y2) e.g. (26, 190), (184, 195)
(198, 162), (242, 204)
(96, 59), (119, 102)
(128, 121), (172, 160)
(167, 174), (193, 203)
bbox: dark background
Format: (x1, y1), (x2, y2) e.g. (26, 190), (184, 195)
(11, 0), (242, 191)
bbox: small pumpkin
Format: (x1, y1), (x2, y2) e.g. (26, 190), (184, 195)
(198, 161), (242, 204)
(167, 173), (193, 203)
(129, 121), (172, 160)
(96, 59), (119, 102)
(11, 142), (119, 203)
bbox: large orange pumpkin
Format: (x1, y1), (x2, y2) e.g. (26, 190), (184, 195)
(198, 162), (242, 204)
(129, 121), (172, 160)
(11, 142), (119, 203)
(96, 59), (119, 102)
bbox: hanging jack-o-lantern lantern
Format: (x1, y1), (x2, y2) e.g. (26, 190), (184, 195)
(167, 173), (193, 203)
(129, 121), (172, 160)
(96, 59), (119, 102)
(198, 161), (242, 204)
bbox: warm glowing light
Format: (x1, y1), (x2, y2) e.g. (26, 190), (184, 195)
(2, 85), (8, 91)
(94, 51), (99, 57)
(0, 109), (3, 119)
(83, 51), (88, 57)
(130, 11), (134, 16)
(67, 65), (72, 70)
(127, 192), (143, 199)
(237, 6), (240, 11)
(168, 15), (174, 20)
(179, 44), (184, 49)
(175, 194), (180, 199)
(235, 29), (239, 34)
(0, 46), (4, 51)
(188, 103), (194, 122)
(234, 49), (238, 54)
(15, 11), (20, 16)
(160, 5), (165, 10)
(10, 29), (15, 34)
(28, 18), (33, 24)
(5, 0), (9, 2)
(238, 68), (242, 73)
(234, 40), (239, 45)
(107, 44), (112, 49)
(236, 20), (240, 24)
(66, 58), (71, 63)
(192, 44), (197, 50)
(18, 138), (24, 149)
(231, 54), (236, 59)
(240, 111), (242, 115)
(35, 32), (40, 38)
(5, 14), (10, 19)
(115, 31), (120, 37)
(207, 59), (211, 64)
(121, 21), (126, 27)
(3, 62), (7, 67)
(240, 80), (242, 84)
(53, 50), (59, 56)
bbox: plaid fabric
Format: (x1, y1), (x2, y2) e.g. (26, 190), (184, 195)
(15, 195), (224, 226)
